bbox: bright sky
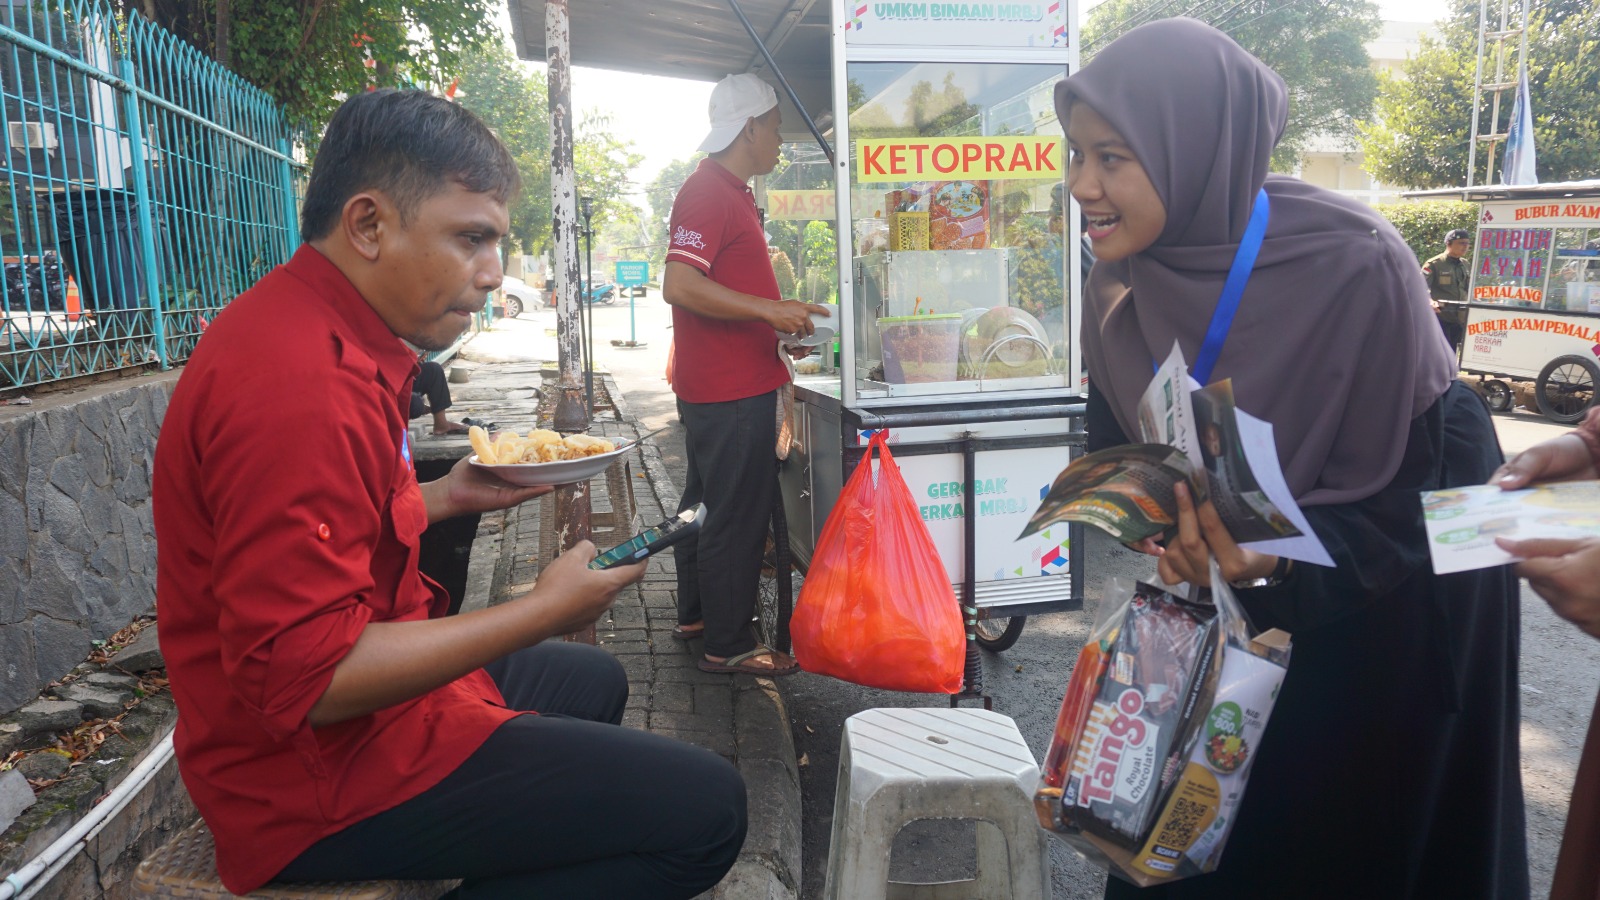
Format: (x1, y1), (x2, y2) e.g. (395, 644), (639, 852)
(520, 0), (1454, 196)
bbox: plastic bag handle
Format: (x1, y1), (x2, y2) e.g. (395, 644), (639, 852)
(865, 429), (899, 481)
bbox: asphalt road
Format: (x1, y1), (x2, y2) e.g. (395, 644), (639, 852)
(499, 292), (1599, 899)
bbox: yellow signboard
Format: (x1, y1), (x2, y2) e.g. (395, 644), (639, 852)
(855, 136), (1063, 183)
(767, 190), (836, 221)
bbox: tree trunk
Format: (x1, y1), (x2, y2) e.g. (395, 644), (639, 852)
(215, 0), (229, 66)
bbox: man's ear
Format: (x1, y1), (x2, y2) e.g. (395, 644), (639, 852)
(339, 192), (386, 263)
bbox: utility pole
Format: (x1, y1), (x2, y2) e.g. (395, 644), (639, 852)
(545, 0), (593, 643)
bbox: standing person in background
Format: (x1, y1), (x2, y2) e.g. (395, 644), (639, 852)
(1058, 19), (1525, 898)
(1423, 228), (1472, 353)
(661, 73), (829, 676)
(1493, 408), (1600, 900)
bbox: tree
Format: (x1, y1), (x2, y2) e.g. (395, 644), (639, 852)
(114, 0), (499, 135)
(1084, 0), (1381, 171)
(1359, 0), (1600, 188)
(455, 43), (551, 254)
(643, 156), (703, 273)
(455, 46), (644, 254)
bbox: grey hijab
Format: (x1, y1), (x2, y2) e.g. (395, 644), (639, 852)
(1057, 18), (1455, 506)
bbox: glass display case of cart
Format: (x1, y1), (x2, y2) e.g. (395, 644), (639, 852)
(848, 62), (1070, 398)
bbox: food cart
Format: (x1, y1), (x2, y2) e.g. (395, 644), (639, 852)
(1405, 180), (1600, 423)
(513, 0), (1087, 696)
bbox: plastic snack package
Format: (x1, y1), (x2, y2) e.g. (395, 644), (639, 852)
(1034, 560), (1292, 886)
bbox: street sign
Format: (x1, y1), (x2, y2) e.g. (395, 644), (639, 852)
(614, 260), (649, 287)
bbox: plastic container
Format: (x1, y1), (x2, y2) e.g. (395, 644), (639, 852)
(879, 313), (961, 383)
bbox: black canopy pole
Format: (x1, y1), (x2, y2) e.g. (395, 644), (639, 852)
(725, 0), (834, 166)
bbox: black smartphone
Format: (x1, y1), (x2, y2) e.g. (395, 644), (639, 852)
(589, 503), (707, 569)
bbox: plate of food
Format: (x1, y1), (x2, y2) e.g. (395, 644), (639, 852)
(467, 426), (632, 486)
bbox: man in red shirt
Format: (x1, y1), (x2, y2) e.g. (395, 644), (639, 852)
(663, 74), (830, 675)
(154, 90), (746, 897)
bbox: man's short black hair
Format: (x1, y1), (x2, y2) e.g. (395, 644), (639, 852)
(300, 89), (520, 242)
(1446, 229), (1472, 243)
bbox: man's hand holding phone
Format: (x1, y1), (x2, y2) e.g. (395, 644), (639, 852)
(516, 541), (646, 638)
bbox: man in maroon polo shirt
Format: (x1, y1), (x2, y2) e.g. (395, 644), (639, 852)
(663, 74), (830, 676)
(153, 90), (745, 898)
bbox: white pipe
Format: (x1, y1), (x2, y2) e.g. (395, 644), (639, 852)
(0, 730), (175, 900)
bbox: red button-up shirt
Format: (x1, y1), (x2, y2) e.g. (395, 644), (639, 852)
(666, 158), (790, 403)
(153, 246), (517, 893)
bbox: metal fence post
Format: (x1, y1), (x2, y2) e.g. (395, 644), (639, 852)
(277, 137), (300, 249)
(118, 57), (169, 369)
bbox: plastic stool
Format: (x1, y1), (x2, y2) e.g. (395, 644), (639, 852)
(133, 818), (458, 899)
(822, 707), (1050, 900)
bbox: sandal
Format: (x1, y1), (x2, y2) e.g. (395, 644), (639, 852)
(461, 416), (498, 430)
(670, 622), (704, 640)
(698, 646), (800, 676)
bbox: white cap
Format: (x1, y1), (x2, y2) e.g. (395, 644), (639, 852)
(697, 74), (778, 153)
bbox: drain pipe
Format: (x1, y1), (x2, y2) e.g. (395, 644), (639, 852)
(0, 730), (176, 900)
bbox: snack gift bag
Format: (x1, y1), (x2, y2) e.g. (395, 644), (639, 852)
(790, 430), (966, 693)
(1034, 561), (1292, 886)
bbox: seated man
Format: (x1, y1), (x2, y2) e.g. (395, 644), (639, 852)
(409, 359), (469, 434)
(153, 89), (747, 899)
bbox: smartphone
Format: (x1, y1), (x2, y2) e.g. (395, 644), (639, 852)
(589, 504), (707, 569)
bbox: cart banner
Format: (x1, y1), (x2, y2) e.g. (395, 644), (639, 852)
(855, 136), (1064, 182)
(843, 1), (1069, 48)
(768, 190), (836, 221)
(1463, 305), (1600, 379)
(1486, 200), (1600, 227)
(893, 445), (1076, 585)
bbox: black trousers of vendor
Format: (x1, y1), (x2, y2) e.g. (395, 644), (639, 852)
(675, 390), (777, 659)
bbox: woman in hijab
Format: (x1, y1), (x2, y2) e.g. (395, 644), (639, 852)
(1057, 19), (1527, 898)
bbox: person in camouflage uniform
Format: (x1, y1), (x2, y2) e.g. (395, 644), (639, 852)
(1422, 228), (1472, 353)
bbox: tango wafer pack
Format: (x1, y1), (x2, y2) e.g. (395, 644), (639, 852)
(1034, 561), (1292, 886)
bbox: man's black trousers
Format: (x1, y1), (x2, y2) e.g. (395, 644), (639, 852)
(276, 642), (747, 898)
(674, 391), (777, 659)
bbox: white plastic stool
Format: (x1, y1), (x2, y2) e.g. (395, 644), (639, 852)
(822, 707), (1050, 900)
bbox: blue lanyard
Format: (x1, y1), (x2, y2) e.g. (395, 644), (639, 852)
(1153, 187), (1271, 385)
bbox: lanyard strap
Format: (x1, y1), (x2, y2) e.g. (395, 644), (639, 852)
(1155, 187), (1272, 385)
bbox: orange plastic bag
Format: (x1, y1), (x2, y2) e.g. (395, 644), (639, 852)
(790, 431), (966, 693)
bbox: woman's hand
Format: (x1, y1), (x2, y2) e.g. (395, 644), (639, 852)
(1156, 482), (1278, 587)
(1491, 432), (1596, 489)
(1496, 535), (1600, 640)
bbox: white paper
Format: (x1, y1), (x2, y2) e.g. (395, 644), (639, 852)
(1422, 481), (1600, 574)
(1233, 410), (1334, 567)
(1137, 343), (1205, 471)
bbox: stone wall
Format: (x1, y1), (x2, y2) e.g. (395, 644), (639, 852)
(1, 375), (175, 716)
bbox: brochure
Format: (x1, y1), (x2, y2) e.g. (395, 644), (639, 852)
(1021, 344), (1332, 566)
(1422, 481), (1600, 574)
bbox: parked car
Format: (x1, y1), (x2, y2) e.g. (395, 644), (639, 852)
(498, 275), (537, 318)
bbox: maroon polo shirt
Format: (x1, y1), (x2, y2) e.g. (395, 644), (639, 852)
(666, 157), (790, 403)
(153, 245), (517, 893)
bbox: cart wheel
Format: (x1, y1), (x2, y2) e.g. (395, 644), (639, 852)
(1481, 379), (1513, 412)
(974, 615), (1026, 652)
(1535, 355), (1600, 424)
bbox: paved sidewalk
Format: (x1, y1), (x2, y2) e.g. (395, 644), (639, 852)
(414, 362), (803, 900)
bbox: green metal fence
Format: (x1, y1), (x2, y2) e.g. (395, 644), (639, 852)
(0, 0), (301, 391)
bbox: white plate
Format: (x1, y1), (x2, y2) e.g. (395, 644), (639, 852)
(778, 321), (837, 347)
(469, 442), (631, 486)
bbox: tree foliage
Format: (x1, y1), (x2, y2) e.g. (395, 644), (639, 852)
(454, 45), (643, 254)
(1374, 200), (1479, 264)
(115, 0), (500, 136)
(1359, 0), (1600, 188)
(1084, 0), (1381, 171)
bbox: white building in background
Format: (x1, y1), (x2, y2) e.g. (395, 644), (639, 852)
(1295, 19), (1436, 206)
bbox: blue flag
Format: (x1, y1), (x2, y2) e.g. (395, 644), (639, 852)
(1502, 60), (1538, 185)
